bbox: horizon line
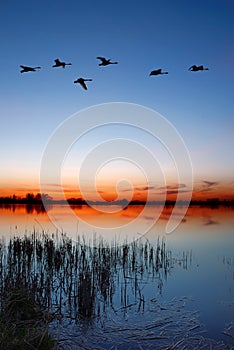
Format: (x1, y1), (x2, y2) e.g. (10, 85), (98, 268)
(1, 194), (234, 207)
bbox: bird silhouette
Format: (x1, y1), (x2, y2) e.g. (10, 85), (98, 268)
(96, 57), (118, 66)
(20, 65), (41, 73)
(74, 78), (92, 90)
(189, 65), (209, 72)
(149, 69), (168, 76)
(52, 59), (72, 69)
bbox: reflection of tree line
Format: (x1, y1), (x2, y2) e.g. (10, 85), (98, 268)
(0, 193), (234, 209)
(0, 193), (50, 214)
(0, 234), (191, 321)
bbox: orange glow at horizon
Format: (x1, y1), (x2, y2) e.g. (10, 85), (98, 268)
(0, 170), (234, 202)
(1, 182), (234, 202)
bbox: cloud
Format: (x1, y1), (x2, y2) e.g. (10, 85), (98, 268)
(158, 184), (186, 191)
(166, 189), (191, 195)
(120, 185), (156, 192)
(156, 183), (188, 195)
(40, 183), (82, 195)
(203, 180), (219, 187)
(120, 188), (133, 193)
(135, 186), (156, 191)
(200, 180), (219, 192)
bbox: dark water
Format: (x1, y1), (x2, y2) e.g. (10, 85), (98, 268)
(0, 204), (233, 349)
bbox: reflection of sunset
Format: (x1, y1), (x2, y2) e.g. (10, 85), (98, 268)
(1, 203), (233, 239)
(1, 178), (234, 203)
(68, 204), (146, 230)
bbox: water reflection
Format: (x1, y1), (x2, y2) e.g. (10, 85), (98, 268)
(0, 204), (233, 242)
(0, 234), (190, 321)
(0, 203), (49, 215)
(0, 205), (233, 348)
(1, 233), (232, 349)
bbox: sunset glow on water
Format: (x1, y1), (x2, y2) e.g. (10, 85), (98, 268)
(0, 204), (233, 347)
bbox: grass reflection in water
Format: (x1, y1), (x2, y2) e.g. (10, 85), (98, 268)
(0, 232), (232, 349)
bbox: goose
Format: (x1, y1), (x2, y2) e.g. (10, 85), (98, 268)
(96, 57), (118, 66)
(149, 69), (168, 76)
(74, 78), (92, 90)
(20, 65), (41, 73)
(189, 65), (209, 72)
(52, 58), (72, 69)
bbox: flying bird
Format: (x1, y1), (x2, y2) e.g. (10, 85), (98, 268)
(74, 77), (92, 90)
(20, 65), (41, 73)
(149, 69), (168, 76)
(189, 65), (209, 72)
(96, 57), (118, 66)
(52, 58), (72, 69)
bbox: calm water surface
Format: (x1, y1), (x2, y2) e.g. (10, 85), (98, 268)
(0, 204), (233, 347)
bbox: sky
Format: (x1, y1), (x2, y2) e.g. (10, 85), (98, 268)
(0, 0), (234, 202)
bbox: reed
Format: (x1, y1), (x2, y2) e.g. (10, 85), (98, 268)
(0, 233), (230, 349)
(0, 233), (178, 320)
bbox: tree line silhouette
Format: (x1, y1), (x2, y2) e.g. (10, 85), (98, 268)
(0, 193), (234, 208)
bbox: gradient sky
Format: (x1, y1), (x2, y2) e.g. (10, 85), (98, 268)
(0, 0), (234, 201)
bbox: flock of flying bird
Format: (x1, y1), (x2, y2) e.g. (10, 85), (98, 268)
(20, 57), (209, 90)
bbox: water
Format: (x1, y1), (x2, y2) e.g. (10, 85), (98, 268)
(0, 204), (233, 348)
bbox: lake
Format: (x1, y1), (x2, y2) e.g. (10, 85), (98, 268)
(0, 204), (233, 349)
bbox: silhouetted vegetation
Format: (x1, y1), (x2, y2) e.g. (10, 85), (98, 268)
(0, 193), (234, 208)
(0, 287), (56, 349)
(0, 193), (53, 205)
(0, 233), (181, 322)
(0, 233), (232, 349)
(0, 232), (191, 349)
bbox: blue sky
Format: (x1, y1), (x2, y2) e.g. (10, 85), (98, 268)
(0, 0), (233, 199)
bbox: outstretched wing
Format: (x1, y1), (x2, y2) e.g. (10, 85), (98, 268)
(96, 56), (105, 63)
(79, 80), (87, 90)
(189, 65), (196, 70)
(150, 69), (160, 75)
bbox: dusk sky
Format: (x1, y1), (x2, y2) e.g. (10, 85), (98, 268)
(0, 0), (234, 201)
